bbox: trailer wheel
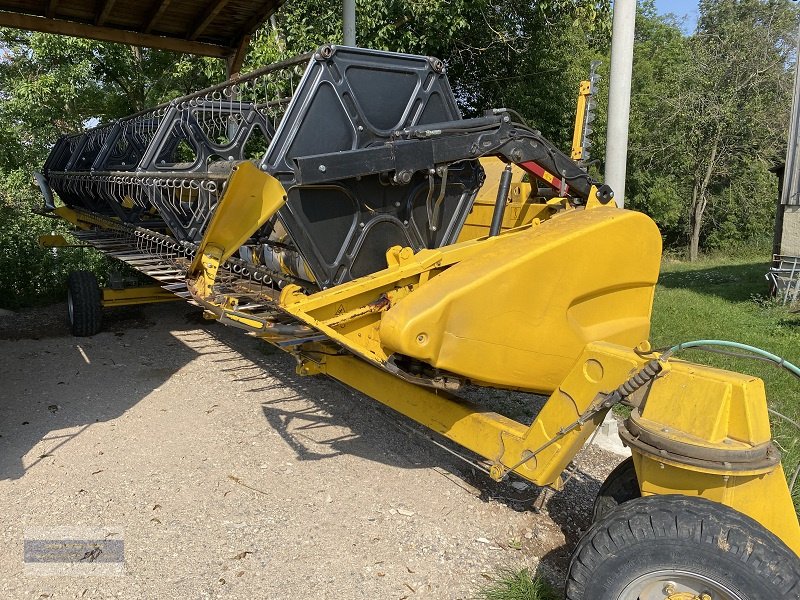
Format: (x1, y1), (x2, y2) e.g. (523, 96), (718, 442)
(566, 495), (800, 600)
(67, 270), (102, 336)
(592, 457), (640, 521)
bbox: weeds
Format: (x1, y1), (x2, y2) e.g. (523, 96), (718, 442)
(478, 569), (559, 600)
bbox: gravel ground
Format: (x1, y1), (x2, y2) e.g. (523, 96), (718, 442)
(0, 302), (622, 599)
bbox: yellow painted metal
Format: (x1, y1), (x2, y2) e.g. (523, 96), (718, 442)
(53, 206), (103, 230)
(457, 157), (555, 242)
(101, 285), (180, 307)
(51, 162), (800, 559)
(296, 337), (800, 555)
(571, 79), (591, 161)
(634, 456), (800, 556)
(311, 352), (531, 466)
(634, 362), (772, 455)
(621, 356), (800, 554)
(279, 205), (660, 390)
(379, 207), (661, 390)
(188, 160), (286, 297)
(38, 234), (72, 247)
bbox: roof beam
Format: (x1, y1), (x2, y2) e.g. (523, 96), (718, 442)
(95, 0), (118, 26)
(189, 0), (232, 41)
(225, 34), (250, 78)
(0, 11), (232, 58)
(46, 0), (59, 18)
(240, 0), (286, 37)
(144, 0), (173, 34)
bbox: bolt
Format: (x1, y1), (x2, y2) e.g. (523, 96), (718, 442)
(318, 164), (326, 172)
(663, 583), (676, 595)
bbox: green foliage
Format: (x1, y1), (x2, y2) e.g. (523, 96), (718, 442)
(478, 568), (560, 600)
(0, 30), (223, 308)
(0, 0), (797, 308)
(627, 0), (797, 258)
(247, 0), (611, 148)
(0, 167), (111, 309)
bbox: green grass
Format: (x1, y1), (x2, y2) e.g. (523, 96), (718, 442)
(652, 254), (800, 506)
(477, 569), (559, 600)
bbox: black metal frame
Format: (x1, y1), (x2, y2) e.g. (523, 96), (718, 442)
(41, 45), (608, 289)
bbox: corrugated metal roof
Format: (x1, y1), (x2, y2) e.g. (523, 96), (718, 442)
(0, 0), (284, 63)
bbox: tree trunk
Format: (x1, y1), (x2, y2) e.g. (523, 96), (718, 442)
(689, 183), (703, 261)
(688, 132), (721, 261)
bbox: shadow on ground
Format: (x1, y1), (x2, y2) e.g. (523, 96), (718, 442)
(200, 325), (606, 582)
(1, 300), (608, 589)
(0, 304), (208, 481)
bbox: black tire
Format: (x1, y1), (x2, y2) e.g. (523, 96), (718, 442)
(67, 270), (102, 336)
(566, 495), (800, 600)
(592, 457), (640, 522)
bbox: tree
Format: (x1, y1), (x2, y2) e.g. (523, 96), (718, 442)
(684, 0), (796, 261)
(246, 0), (611, 148)
(627, 0), (798, 260)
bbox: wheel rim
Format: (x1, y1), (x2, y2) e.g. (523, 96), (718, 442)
(67, 288), (74, 325)
(619, 569), (745, 600)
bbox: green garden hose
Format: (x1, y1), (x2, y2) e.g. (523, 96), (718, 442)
(665, 339), (800, 379)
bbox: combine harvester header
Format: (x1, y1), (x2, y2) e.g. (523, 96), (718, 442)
(38, 45), (800, 599)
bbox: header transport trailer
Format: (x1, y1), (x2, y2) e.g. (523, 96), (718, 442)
(35, 45), (800, 599)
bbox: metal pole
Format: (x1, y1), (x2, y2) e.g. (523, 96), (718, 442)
(781, 22), (800, 215)
(604, 0), (636, 208)
(343, 0), (356, 46)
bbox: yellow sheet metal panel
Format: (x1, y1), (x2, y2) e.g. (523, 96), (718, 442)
(37, 234), (71, 247)
(277, 243), (489, 366)
(189, 161), (286, 277)
(473, 157), (529, 204)
(633, 363), (772, 448)
(319, 353), (530, 460)
(507, 341), (645, 485)
(379, 208), (662, 392)
(634, 454), (800, 557)
(101, 286), (180, 307)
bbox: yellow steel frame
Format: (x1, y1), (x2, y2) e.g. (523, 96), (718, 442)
(305, 344), (800, 556)
(53, 95), (800, 560)
(571, 79), (591, 161)
(181, 162), (800, 558)
(457, 158), (556, 242)
(101, 286), (181, 308)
